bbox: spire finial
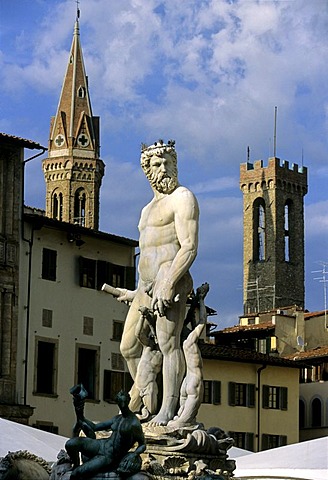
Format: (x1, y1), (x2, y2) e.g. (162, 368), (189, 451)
(76, 0), (80, 21)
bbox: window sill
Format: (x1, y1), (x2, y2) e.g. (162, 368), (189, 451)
(32, 392), (58, 398)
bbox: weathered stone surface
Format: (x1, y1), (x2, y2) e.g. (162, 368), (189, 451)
(0, 450), (51, 480)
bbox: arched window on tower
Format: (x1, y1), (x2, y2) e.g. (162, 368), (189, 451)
(74, 188), (86, 226)
(77, 86), (86, 98)
(284, 200), (292, 262)
(253, 198), (266, 261)
(52, 191), (63, 221)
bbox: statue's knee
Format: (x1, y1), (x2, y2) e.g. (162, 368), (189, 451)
(65, 437), (79, 451)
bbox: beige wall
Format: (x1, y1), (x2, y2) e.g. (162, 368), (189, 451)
(199, 359), (299, 451)
(18, 221), (135, 436)
(305, 314), (328, 349)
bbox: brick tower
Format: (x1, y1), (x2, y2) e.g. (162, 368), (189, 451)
(240, 157), (308, 314)
(43, 16), (104, 230)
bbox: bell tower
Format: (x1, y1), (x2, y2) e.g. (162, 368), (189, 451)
(240, 157), (308, 314)
(43, 14), (104, 230)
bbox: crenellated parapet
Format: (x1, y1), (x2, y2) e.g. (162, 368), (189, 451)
(240, 157), (308, 196)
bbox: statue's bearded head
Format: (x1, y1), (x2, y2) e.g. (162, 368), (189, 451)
(140, 140), (178, 194)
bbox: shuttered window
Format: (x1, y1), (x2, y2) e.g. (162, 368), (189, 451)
(228, 382), (255, 407)
(263, 385), (288, 410)
(202, 380), (221, 404)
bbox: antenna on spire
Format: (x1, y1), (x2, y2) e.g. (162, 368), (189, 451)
(273, 106), (278, 157)
(247, 146), (250, 162)
(76, 0), (80, 20)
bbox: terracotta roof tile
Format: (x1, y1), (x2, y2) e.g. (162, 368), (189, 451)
(304, 310), (327, 320)
(284, 345), (328, 361)
(200, 343), (301, 367)
(213, 321), (275, 335)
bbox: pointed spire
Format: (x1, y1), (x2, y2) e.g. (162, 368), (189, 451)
(49, 11), (98, 156)
(76, 0), (80, 21)
(43, 12), (104, 230)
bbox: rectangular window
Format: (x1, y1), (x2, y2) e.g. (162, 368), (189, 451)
(76, 346), (99, 400)
(229, 431), (254, 451)
(202, 380), (221, 404)
(80, 258), (96, 288)
(42, 248), (57, 281)
(229, 382), (255, 407)
(83, 316), (94, 336)
(262, 434), (287, 450)
(263, 385), (288, 410)
(42, 309), (53, 328)
(111, 352), (125, 371)
(79, 257), (135, 290)
(103, 370), (133, 403)
(33, 421), (59, 434)
(34, 338), (58, 395)
(112, 320), (124, 342)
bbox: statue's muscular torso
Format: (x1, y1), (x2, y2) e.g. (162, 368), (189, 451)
(138, 186), (193, 285)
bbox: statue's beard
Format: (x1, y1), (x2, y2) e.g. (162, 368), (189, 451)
(149, 172), (178, 194)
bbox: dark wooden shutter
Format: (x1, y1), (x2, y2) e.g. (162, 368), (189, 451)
(280, 386), (288, 410)
(245, 432), (254, 451)
(228, 382), (236, 406)
(262, 384), (269, 408)
(97, 260), (109, 290)
(247, 383), (255, 407)
(125, 266), (136, 290)
(212, 381), (221, 405)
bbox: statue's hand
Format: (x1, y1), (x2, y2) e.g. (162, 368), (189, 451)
(117, 452), (142, 475)
(116, 288), (136, 304)
(151, 279), (174, 316)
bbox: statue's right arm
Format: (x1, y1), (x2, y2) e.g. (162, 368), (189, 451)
(93, 418), (115, 432)
(102, 283), (137, 304)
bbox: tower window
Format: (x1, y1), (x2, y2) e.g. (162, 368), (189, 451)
(284, 200), (292, 262)
(53, 192), (63, 221)
(74, 188), (86, 226)
(77, 86), (86, 98)
(253, 199), (266, 261)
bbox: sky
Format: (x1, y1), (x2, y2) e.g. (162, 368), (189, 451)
(0, 0), (327, 328)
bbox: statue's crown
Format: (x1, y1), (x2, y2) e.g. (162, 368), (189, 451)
(141, 139), (175, 153)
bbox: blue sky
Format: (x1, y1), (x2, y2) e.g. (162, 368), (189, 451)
(1, 0), (327, 328)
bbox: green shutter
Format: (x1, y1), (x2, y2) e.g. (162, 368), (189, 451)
(125, 266), (136, 290)
(79, 256), (85, 286)
(261, 434), (268, 450)
(262, 385), (269, 408)
(228, 382), (236, 406)
(212, 381), (221, 405)
(279, 435), (287, 446)
(97, 260), (109, 290)
(245, 432), (254, 451)
(246, 384), (255, 407)
(280, 387), (288, 410)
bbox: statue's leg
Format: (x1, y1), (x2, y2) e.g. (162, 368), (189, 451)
(66, 437), (100, 469)
(120, 291), (151, 411)
(70, 455), (110, 479)
(148, 277), (191, 426)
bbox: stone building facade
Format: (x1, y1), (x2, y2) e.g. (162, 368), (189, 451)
(240, 158), (308, 314)
(0, 133), (45, 423)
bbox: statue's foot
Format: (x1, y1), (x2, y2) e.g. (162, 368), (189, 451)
(147, 412), (171, 426)
(136, 407), (152, 422)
